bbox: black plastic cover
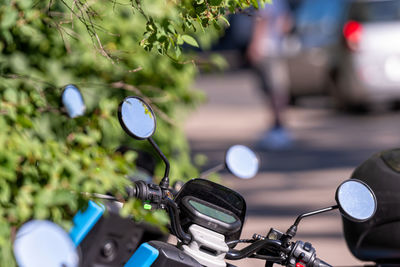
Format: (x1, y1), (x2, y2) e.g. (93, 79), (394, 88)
(78, 209), (168, 267)
(174, 178), (246, 246)
(148, 240), (203, 267)
(343, 148), (400, 263)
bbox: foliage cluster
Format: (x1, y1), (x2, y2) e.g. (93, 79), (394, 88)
(0, 0), (267, 264)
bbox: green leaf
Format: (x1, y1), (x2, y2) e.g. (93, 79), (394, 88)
(3, 89), (18, 103)
(251, 0), (259, 9)
(209, 0), (223, 6)
(176, 34), (183, 45)
(19, 0), (34, 9)
(9, 53), (29, 73)
(196, 15), (206, 33)
(167, 24), (176, 34)
(213, 21), (221, 31)
(1, 29), (13, 44)
(16, 115), (33, 128)
(181, 35), (199, 48)
(220, 16), (230, 26)
(1, 7), (18, 29)
(175, 46), (181, 58)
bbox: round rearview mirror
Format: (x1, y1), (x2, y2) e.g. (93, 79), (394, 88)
(61, 84), (85, 118)
(118, 96), (156, 140)
(336, 179), (377, 222)
(14, 220), (79, 267)
(225, 145), (259, 179)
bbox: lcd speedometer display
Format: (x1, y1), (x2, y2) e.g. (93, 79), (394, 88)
(188, 199), (237, 224)
(175, 179), (245, 245)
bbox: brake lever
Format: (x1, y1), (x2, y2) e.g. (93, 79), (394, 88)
(226, 239), (255, 247)
(225, 239), (283, 260)
(249, 254), (285, 262)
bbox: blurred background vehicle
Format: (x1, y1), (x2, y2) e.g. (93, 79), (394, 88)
(213, 0), (400, 111)
(335, 0), (400, 110)
(285, 0), (400, 111)
(284, 0), (344, 103)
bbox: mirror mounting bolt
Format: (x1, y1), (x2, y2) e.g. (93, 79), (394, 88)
(252, 233), (265, 240)
(286, 225), (297, 239)
(159, 177), (170, 190)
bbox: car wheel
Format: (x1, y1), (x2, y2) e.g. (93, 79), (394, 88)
(288, 94), (298, 106)
(330, 69), (370, 113)
(389, 100), (400, 111)
(344, 102), (370, 114)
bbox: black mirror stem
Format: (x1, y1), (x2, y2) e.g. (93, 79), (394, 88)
(285, 205), (339, 240)
(148, 137), (170, 189)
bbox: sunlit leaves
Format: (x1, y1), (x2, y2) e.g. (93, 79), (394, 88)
(121, 0), (269, 56)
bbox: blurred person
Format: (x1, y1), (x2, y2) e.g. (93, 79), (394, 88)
(247, 0), (293, 150)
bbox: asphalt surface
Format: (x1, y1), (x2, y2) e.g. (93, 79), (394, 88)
(184, 70), (400, 267)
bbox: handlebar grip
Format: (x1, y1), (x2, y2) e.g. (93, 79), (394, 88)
(126, 185), (137, 198)
(128, 180), (163, 204)
(312, 258), (332, 267)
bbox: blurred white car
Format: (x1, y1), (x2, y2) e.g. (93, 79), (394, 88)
(335, 0), (400, 109)
(286, 0), (400, 110)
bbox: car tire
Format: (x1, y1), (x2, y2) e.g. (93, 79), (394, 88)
(344, 102), (370, 114)
(329, 67), (370, 113)
(389, 100), (400, 111)
(288, 94), (298, 106)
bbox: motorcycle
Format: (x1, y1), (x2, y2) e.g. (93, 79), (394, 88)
(12, 96), (380, 267)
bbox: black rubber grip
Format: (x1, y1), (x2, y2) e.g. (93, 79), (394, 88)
(312, 258), (332, 267)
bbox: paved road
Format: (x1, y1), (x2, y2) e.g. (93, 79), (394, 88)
(184, 70), (400, 267)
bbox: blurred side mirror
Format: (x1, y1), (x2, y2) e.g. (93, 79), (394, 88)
(225, 145), (259, 179)
(14, 220), (79, 267)
(61, 84), (86, 118)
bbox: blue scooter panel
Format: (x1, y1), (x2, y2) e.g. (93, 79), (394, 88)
(124, 242), (159, 267)
(128, 241), (203, 267)
(69, 200), (104, 246)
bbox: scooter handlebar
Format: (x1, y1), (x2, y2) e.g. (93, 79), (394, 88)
(225, 238), (332, 267)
